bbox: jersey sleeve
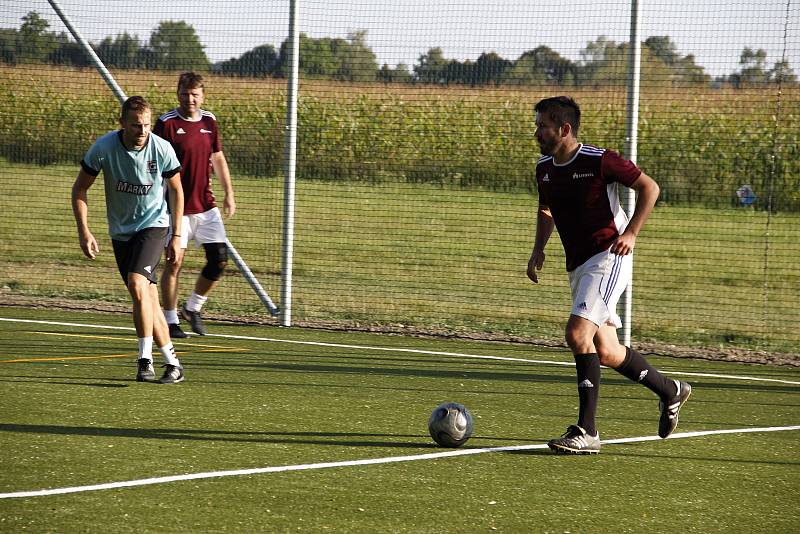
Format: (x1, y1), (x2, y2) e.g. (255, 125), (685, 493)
(211, 118), (222, 153)
(535, 165), (550, 206)
(80, 137), (105, 176)
(161, 142), (182, 179)
(153, 118), (167, 139)
(601, 150), (641, 187)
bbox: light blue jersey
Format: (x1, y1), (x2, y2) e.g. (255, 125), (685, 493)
(82, 131), (181, 241)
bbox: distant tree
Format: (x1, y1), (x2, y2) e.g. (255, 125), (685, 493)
(18, 11), (58, 62)
(577, 36), (626, 86)
(644, 36), (680, 65)
(503, 53), (549, 85)
(444, 58), (474, 84)
(414, 47), (448, 83)
(377, 62), (412, 83)
(150, 20), (209, 71)
(337, 30), (378, 82)
(731, 47), (769, 87)
(0, 28), (18, 64)
(48, 32), (90, 67)
(673, 53), (710, 85)
(768, 59), (797, 85)
(279, 34), (340, 78)
(471, 52), (512, 85)
(275, 31), (378, 81)
(504, 46), (576, 85)
(217, 44), (280, 77)
(579, 36), (709, 86)
(97, 33), (146, 69)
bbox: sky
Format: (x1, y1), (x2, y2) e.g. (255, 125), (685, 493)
(4, 0), (798, 77)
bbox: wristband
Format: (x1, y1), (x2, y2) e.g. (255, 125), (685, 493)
(171, 234), (181, 238)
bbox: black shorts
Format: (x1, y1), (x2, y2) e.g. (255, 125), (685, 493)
(112, 227), (168, 286)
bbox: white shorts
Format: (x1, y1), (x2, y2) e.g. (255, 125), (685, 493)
(170, 207), (227, 249)
(568, 249), (632, 328)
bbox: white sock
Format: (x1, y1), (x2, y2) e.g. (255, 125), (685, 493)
(158, 342), (181, 367)
(138, 336), (153, 361)
(164, 309), (179, 324)
(186, 292), (208, 313)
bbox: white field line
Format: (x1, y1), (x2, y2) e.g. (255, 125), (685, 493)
(2, 317), (799, 386)
(1, 425), (799, 499)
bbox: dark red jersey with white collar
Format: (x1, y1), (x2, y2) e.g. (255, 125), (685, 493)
(154, 109), (222, 215)
(536, 143), (641, 271)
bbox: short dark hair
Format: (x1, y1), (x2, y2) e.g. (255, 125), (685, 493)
(534, 96), (581, 136)
(178, 72), (205, 91)
(120, 96), (151, 120)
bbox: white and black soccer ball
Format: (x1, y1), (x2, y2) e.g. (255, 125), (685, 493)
(428, 402), (473, 448)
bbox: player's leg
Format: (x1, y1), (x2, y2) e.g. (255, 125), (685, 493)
(126, 272), (159, 382)
(550, 251), (635, 454)
(113, 235), (155, 382)
(119, 227), (180, 382)
(128, 273), (154, 338)
(548, 255), (607, 454)
(181, 208), (228, 335)
(564, 314), (602, 438)
(598, 326), (691, 437)
(598, 325), (672, 397)
(161, 217), (191, 338)
(594, 252), (691, 438)
(151, 283), (184, 384)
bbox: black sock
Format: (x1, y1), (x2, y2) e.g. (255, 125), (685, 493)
(574, 353), (600, 436)
(614, 347), (676, 399)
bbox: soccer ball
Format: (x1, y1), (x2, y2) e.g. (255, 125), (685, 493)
(428, 402), (473, 448)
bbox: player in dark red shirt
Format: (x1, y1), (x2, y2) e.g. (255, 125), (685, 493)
(527, 96), (691, 454)
(154, 72), (237, 337)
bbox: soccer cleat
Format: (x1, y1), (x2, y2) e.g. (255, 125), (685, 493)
(658, 380), (692, 438)
(548, 425), (601, 454)
(158, 364), (184, 384)
(168, 322), (189, 339)
(181, 305), (207, 335)
(136, 358), (155, 382)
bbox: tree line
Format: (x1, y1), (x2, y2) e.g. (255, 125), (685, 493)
(2, 11), (796, 87)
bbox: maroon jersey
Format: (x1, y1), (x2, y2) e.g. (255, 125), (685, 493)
(536, 144), (642, 271)
(154, 109), (222, 215)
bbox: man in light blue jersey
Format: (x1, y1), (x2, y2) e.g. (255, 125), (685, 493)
(71, 96), (187, 384)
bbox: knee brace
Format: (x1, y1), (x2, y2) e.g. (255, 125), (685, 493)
(201, 242), (228, 281)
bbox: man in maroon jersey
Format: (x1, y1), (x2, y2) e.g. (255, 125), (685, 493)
(527, 96), (691, 454)
(154, 72), (236, 337)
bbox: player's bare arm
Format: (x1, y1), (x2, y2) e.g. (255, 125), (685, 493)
(211, 151), (236, 218)
(610, 172), (660, 256)
(528, 203), (554, 284)
(71, 169), (99, 259)
(165, 173), (185, 264)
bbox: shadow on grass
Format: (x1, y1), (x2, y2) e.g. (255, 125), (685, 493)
(599, 448), (800, 466)
(0, 423), (480, 449)
(0, 423), (554, 451)
(43, 381), (128, 388)
(0, 374), (644, 406)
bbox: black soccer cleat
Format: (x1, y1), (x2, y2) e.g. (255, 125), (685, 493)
(158, 364), (184, 384)
(658, 380), (692, 438)
(136, 358), (156, 382)
(180, 305), (207, 335)
(548, 425), (601, 454)
(168, 322), (189, 339)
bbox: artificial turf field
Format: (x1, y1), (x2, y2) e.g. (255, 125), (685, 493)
(0, 306), (798, 533)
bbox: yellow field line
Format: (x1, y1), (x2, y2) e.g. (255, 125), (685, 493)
(1, 353), (134, 363)
(35, 332), (129, 341)
(0, 331), (249, 362)
(32, 331), (246, 351)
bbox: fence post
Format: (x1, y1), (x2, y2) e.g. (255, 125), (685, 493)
(281, 0), (300, 327)
(621, 0), (642, 347)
